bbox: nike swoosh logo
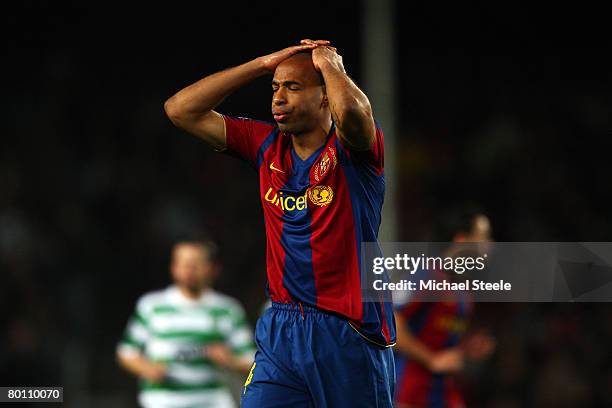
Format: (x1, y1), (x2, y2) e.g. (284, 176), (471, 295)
(269, 162), (285, 173)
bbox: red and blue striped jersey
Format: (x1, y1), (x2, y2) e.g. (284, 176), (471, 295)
(223, 115), (395, 347)
(395, 295), (471, 408)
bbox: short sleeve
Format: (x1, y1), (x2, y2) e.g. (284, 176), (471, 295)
(223, 115), (277, 169)
(338, 121), (384, 173)
(368, 124), (385, 172)
(116, 300), (150, 358)
(217, 301), (255, 358)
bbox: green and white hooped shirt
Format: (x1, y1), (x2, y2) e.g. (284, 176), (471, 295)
(117, 286), (255, 407)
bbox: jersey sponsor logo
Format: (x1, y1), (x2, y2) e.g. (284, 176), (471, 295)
(175, 345), (205, 362)
(308, 185), (334, 207)
(269, 162), (285, 173)
(264, 188), (308, 211)
(264, 185), (334, 211)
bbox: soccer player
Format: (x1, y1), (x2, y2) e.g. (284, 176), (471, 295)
(116, 240), (255, 408)
(164, 39), (396, 407)
(394, 212), (496, 408)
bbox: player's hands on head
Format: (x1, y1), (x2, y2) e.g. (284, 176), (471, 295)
(258, 43), (318, 74)
(141, 361), (168, 383)
(428, 348), (464, 373)
(258, 40), (341, 74)
(309, 42), (344, 73)
(300, 38), (337, 52)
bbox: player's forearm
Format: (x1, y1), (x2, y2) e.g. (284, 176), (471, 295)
(164, 58), (267, 126)
(117, 352), (167, 382)
(117, 353), (150, 377)
(395, 330), (436, 368)
(394, 312), (435, 368)
(229, 356), (255, 375)
(318, 62), (375, 150)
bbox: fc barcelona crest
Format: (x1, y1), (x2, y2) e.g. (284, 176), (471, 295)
(314, 147), (338, 182)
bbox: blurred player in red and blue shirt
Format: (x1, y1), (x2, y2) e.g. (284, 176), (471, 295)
(165, 39), (395, 408)
(394, 212), (496, 408)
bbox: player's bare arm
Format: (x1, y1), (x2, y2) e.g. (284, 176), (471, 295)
(304, 39), (377, 151)
(164, 42), (320, 149)
(116, 352), (167, 383)
(205, 343), (254, 375)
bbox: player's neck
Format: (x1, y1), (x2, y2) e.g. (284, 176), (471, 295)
(291, 117), (333, 161)
(177, 285), (208, 300)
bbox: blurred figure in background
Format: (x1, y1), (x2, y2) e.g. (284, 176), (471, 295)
(116, 240), (255, 408)
(394, 210), (496, 408)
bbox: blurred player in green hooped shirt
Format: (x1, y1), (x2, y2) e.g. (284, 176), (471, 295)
(116, 240), (255, 408)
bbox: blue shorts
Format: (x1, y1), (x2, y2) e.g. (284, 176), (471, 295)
(241, 302), (395, 408)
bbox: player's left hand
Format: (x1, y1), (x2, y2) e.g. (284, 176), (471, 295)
(300, 39), (345, 73)
(462, 330), (496, 361)
(300, 38), (337, 52)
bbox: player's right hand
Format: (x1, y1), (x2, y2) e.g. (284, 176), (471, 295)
(258, 43), (320, 73)
(428, 348), (464, 373)
(141, 361), (168, 383)
(300, 38), (337, 52)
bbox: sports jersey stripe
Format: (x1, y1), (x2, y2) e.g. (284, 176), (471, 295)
(145, 338), (207, 360)
(139, 389), (232, 407)
(256, 128), (280, 169)
(141, 381), (224, 392)
(121, 335), (144, 348)
(153, 357), (214, 367)
(379, 299), (392, 345)
(426, 305), (449, 408)
(441, 300), (466, 407)
(149, 304), (241, 316)
(398, 302), (434, 405)
(406, 302), (433, 334)
(332, 138), (365, 320)
(335, 137), (394, 344)
(151, 331), (225, 341)
(279, 142), (323, 305)
(134, 312), (147, 325)
(262, 134), (292, 303)
(127, 320), (149, 341)
(228, 328), (254, 349)
(309, 132), (361, 319)
(149, 315), (215, 333)
(427, 373), (445, 408)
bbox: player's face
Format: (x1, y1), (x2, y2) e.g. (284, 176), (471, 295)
(272, 55), (327, 134)
(170, 244), (214, 292)
(470, 215), (492, 242)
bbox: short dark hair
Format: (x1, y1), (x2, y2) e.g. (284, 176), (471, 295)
(435, 204), (487, 241)
(174, 237), (219, 263)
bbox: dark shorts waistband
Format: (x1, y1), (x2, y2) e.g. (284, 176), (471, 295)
(271, 301), (329, 315)
(270, 301), (394, 348)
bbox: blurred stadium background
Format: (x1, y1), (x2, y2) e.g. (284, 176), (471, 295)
(2, 1), (611, 407)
